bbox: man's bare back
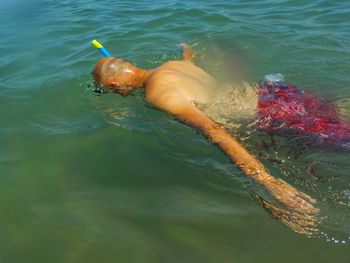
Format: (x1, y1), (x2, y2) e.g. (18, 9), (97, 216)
(91, 44), (319, 229)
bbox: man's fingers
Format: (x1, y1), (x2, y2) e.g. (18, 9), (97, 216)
(267, 179), (319, 214)
(295, 191), (320, 213)
(289, 195), (319, 214)
(297, 191), (316, 204)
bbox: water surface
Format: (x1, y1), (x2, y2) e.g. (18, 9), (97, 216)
(1, 0), (350, 262)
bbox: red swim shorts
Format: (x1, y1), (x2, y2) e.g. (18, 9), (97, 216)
(257, 81), (350, 149)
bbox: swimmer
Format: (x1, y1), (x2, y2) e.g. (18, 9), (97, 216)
(91, 43), (320, 215)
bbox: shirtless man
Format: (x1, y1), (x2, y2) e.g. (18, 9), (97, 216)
(91, 44), (319, 215)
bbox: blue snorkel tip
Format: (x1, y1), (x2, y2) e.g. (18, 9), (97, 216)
(91, 40), (111, 57)
(99, 47), (111, 57)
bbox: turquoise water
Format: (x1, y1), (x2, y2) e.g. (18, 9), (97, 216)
(1, 0), (350, 262)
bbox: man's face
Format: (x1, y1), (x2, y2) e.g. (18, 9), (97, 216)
(92, 57), (138, 96)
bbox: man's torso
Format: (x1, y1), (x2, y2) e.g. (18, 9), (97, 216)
(145, 60), (217, 105)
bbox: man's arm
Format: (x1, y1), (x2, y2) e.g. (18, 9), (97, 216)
(179, 43), (195, 62)
(149, 91), (318, 214)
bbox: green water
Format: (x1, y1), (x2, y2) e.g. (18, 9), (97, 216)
(1, 0), (350, 262)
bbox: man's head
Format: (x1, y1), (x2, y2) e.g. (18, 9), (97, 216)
(92, 57), (144, 96)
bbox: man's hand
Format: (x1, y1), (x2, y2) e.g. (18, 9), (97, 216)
(250, 191), (319, 235)
(263, 177), (319, 214)
(178, 43), (195, 62)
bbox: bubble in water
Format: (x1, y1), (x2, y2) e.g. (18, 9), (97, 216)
(264, 73), (285, 83)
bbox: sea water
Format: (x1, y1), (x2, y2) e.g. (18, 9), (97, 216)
(1, 0), (350, 262)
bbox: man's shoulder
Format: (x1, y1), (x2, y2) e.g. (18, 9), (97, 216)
(157, 60), (195, 71)
(144, 63), (187, 102)
(147, 61), (188, 84)
(145, 70), (179, 96)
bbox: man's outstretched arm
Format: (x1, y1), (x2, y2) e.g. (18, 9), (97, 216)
(149, 92), (318, 214)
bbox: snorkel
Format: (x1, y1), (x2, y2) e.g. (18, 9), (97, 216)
(91, 39), (111, 57)
(91, 40), (111, 94)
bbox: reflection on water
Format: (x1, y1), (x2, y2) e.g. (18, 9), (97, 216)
(250, 191), (320, 236)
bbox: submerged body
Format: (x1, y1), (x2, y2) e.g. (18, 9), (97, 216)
(202, 79), (350, 150)
(92, 44), (320, 219)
